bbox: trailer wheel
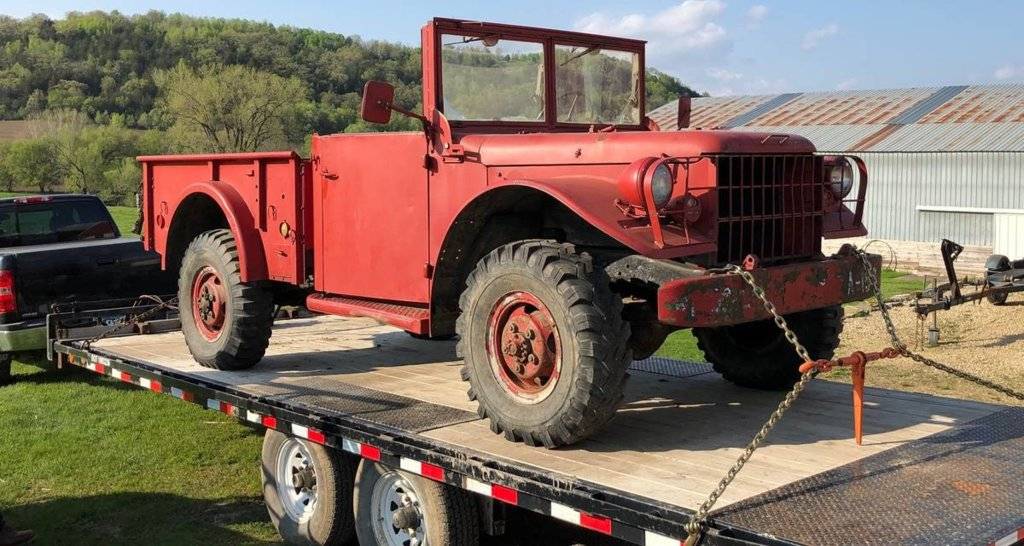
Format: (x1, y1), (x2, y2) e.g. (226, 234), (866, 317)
(261, 430), (357, 546)
(0, 353), (12, 385)
(986, 255), (1011, 305)
(457, 240), (631, 448)
(354, 460), (478, 546)
(695, 305), (844, 390)
(179, 229), (273, 370)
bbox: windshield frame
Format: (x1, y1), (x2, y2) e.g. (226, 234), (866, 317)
(429, 19), (647, 132)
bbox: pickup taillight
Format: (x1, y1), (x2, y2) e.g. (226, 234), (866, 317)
(0, 270), (15, 314)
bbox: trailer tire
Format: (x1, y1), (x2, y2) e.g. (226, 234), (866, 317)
(179, 229), (273, 370)
(986, 255), (1011, 305)
(457, 240), (631, 448)
(0, 353), (11, 385)
(695, 305), (844, 390)
(261, 430), (357, 546)
(354, 460), (478, 546)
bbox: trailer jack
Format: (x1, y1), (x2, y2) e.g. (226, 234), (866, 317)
(799, 347), (902, 445)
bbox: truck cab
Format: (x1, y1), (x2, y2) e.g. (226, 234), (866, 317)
(141, 18), (879, 448)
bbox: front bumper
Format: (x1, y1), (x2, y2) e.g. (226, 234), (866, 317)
(657, 252), (882, 328)
(0, 319), (47, 353)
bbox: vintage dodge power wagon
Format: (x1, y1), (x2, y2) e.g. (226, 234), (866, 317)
(140, 18), (879, 447)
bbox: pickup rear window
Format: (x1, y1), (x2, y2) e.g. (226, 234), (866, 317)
(0, 199), (118, 247)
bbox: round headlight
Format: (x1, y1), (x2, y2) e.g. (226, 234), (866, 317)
(650, 164), (674, 207)
(829, 159), (854, 198)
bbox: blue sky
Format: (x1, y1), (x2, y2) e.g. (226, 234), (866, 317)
(3, 0), (1023, 96)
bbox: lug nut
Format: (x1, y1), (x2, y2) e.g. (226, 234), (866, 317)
(525, 329), (535, 340)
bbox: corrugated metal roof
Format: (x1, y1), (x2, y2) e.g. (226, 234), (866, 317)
(652, 84), (1024, 152)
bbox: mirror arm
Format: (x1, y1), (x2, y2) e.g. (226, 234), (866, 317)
(379, 100), (431, 131)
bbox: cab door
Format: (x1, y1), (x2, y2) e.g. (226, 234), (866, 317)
(311, 132), (430, 303)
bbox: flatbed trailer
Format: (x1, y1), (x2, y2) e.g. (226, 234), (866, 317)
(48, 306), (1024, 546)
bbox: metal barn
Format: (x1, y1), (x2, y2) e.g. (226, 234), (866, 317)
(650, 84), (1024, 273)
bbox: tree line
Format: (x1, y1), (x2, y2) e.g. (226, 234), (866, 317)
(0, 11), (701, 203)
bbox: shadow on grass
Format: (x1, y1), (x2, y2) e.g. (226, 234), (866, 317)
(3, 493), (278, 545)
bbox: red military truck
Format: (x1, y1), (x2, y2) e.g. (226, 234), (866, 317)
(139, 17), (878, 448)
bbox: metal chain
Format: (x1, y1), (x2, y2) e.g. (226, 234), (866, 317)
(80, 296), (179, 349)
(856, 251), (1024, 402)
(684, 265), (817, 543)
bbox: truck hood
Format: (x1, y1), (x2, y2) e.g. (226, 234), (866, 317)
(459, 129), (818, 167)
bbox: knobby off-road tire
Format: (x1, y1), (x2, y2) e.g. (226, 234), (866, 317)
(695, 305), (844, 390)
(457, 240), (632, 448)
(354, 460), (479, 546)
(179, 229), (273, 370)
(261, 430), (358, 546)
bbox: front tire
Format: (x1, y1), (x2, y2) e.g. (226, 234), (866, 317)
(353, 460), (478, 546)
(695, 305), (844, 390)
(261, 430), (357, 545)
(457, 240), (631, 448)
(179, 229), (273, 370)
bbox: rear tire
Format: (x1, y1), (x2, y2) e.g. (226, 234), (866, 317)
(179, 229), (273, 370)
(353, 460), (478, 546)
(695, 305), (844, 390)
(457, 240), (631, 448)
(261, 430), (357, 545)
(0, 353), (12, 385)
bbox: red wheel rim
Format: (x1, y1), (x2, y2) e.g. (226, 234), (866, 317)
(487, 291), (561, 402)
(191, 266), (227, 341)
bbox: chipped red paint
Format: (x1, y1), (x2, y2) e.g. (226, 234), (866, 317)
(657, 253), (881, 328)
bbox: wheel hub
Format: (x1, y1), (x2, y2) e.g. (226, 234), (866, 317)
(489, 291), (561, 400)
(371, 472), (427, 546)
(191, 266), (227, 340)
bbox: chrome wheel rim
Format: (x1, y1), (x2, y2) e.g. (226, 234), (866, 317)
(370, 471), (428, 546)
(276, 437), (318, 523)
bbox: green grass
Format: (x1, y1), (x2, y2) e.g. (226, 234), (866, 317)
(0, 358), (279, 544)
(878, 269), (926, 300)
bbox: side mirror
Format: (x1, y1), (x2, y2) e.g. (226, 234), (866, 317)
(360, 80), (395, 124)
(677, 96), (692, 130)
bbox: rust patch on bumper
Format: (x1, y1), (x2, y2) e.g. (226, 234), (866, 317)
(657, 253), (882, 327)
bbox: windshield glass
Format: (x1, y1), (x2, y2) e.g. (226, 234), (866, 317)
(0, 200), (118, 247)
(555, 45), (640, 125)
(440, 35), (544, 122)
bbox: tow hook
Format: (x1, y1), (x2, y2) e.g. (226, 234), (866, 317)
(799, 347), (902, 445)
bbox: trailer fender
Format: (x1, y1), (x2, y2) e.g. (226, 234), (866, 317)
(169, 181), (268, 281)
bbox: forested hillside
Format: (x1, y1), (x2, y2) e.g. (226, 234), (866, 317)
(0, 11), (699, 202)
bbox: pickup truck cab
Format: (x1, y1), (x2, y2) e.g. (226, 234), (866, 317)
(140, 18), (879, 448)
(0, 194), (173, 382)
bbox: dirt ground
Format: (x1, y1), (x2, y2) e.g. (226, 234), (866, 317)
(823, 293), (1024, 406)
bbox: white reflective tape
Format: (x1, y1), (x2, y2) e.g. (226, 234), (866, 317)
(994, 531), (1023, 546)
(549, 502), (579, 524)
(399, 457), (421, 475)
(246, 411), (261, 424)
(170, 387), (185, 399)
(464, 477), (491, 497)
(206, 399), (220, 411)
(138, 377), (152, 390)
(644, 530), (683, 546)
(85, 361), (96, 372)
(341, 438), (361, 455)
(95, 356), (111, 366)
(109, 367), (120, 377)
(291, 424), (309, 439)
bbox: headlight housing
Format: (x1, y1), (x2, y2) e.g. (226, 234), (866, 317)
(829, 158), (854, 198)
(650, 163), (674, 207)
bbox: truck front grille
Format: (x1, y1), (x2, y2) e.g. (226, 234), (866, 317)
(713, 154), (825, 265)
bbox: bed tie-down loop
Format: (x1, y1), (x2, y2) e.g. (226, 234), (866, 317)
(798, 347), (902, 445)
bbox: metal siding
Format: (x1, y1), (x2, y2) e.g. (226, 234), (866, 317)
(744, 87), (939, 127)
(993, 213), (1024, 257)
(739, 124), (887, 151)
(866, 122), (1024, 152)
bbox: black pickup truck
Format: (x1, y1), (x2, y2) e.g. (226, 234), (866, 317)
(0, 194), (174, 382)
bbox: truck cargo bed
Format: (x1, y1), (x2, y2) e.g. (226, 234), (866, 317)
(56, 315), (1024, 545)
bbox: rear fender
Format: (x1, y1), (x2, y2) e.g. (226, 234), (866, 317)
(173, 182), (268, 281)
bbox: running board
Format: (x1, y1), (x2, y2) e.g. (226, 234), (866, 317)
(305, 293), (429, 334)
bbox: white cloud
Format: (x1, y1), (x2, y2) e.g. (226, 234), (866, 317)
(801, 23), (839, 51)
(994, 64), (1019, 80)
(708, 67), (743, 81)
(745, 5), (768, 28)
(575, 1), (729, 55)
(835, 78), (858, 91)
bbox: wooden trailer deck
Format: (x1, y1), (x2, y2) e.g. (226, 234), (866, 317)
(77, 313), (1024, 540)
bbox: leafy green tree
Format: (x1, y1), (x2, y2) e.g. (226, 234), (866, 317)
(0, 142), (15, 191)
(156, 63), (309, 152)
(4, 138), (62, 193)
(645, 68), (700, 110)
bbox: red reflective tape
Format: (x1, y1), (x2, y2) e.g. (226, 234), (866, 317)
(219, 401), (235, 415)
(262, 415), (278, 429)
(1019, 528), (1024, 540)
(360, 444), (381, 461)
(150, 380), (162, 393)
(181, 391), (194, 402)
(420, 462), (444, 482)
(94, 363), (106, 374)
(307, 428), (326, 444)
(491, 484), (518, 505)
(579, 513), (612, 535)
(119, 371), (132, 383)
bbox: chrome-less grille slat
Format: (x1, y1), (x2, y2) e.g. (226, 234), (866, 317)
(714, 155), (824, 265)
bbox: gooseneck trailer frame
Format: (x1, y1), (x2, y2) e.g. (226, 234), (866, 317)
(47, 302), (1024, 546)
